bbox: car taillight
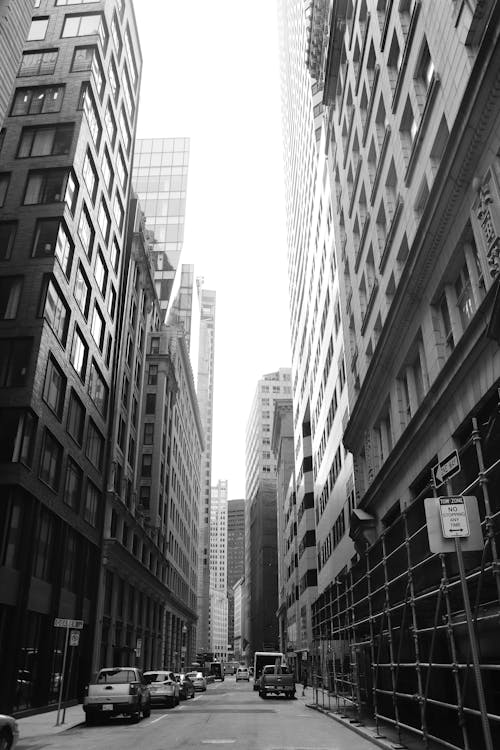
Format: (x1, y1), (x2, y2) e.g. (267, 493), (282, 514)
(129, 682), (139, 695)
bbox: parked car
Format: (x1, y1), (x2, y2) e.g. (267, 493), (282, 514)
(143, 670), (180, 708)
(175, 673), (195, 700)
(0, 715), (19, 749)
(235, 667), (250, 681)
(185, 671), (207, 691)
(83, 667), (151, 724)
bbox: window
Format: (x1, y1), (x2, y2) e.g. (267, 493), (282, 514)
(62, 13), (108, 49)
(147, 364), (158, 385)
(43, 355), (66, 417)
(78, 205), (94, 257)
(0, 339), (32, 387)
(64, 459), (81, 510)
(0, 174), (10, 207)
(84, 481), (99, 526)
(75, 157), (94, 211)
(102, 147), (114, 193)
(141, 453), (152, 477)
(39, 429), (62, 490)
(113, 192), (124, 231)
(78, 83), (101, 148)
(122, 67), (134, 119)
(19, 49), (58, 77)
(17, 124), (73, 158)
(150, 337), (160, 354)
(116, 147), (128, 192)
(91, 304), (105, 349)
(145, 394), (156, 414)
(0, 222), (17, 260)
(23, 168), (70, 205)
(0, 409), (36, 465)
(416, 38), (434, 92)
(71, 45), (104, 97)
(88, 360), (108, 416)
(28, 17), (49, 41)
(11, 85), (64, 116)
(439, 292), (454, 353)
(32, 509), (53, 579)
(32, 219), (70, 267)
(455, 263), (475, 329)
(97, 200), (111, 242)
(111, 12), (122, 56)
(39, 276), (70, 343)
(65, 170), (79, 214)
(109, 57), (119, 101)
(92, 252), (107, 298)
(143, 423), (154, 445)
(67, 389), (85, 444)
(0, 277), (23, 320)
(124, 27), (138, 88)
(107, 284), (116, 320)
(70, 326), (88, 379)
(104, 101), (117, 146)
(118, 107), (131, 152)
(86, 420), (104, 469)
(110, 236), (120, 272)
(73, 264), (91, 318)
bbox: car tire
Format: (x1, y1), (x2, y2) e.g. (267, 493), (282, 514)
(259, 691), (266, 699)
(175, 694), (180, 706)
(190, 691), (195, 699)
(143, 703), (151, 718)
(85, 714), (98, 727)
(0, 728), (13, 749)
(131, 704), (141, 723)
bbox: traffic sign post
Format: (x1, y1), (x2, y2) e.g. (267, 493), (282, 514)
(439, 497), (470, 538)
(432, 450), (461, 488)
(54, 618), (84, 727)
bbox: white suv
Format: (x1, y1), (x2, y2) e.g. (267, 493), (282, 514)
(235, 667), (250, 681)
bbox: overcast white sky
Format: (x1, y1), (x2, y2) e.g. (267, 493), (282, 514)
(134, 1), (291, 498)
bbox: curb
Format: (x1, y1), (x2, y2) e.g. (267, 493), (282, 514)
(305, 702), (403, 750)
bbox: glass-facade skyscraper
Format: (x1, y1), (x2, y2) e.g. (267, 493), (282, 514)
(132, 137), (189, 319)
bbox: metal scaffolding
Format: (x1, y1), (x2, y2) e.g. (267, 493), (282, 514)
(312, 410), (500, 750)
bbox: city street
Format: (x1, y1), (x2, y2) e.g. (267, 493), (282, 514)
(16, 677), (377, 750)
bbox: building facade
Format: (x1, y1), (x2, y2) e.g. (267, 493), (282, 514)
(209, 479), (228, 662)
(278, 0), (355, 680)
(0, 0), (32, 128)
(0, 0), (142, 712)
(226, 497), (245, 654)
(195, 286), (216, 655)
(132, 136), (189, 321)
(307, 2), (500, 748)
(244, 368), (292, 657)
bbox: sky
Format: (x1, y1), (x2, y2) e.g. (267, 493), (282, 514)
(133, 1), (291, 498)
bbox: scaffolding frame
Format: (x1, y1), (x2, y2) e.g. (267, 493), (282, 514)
(312, 414), (500, 750)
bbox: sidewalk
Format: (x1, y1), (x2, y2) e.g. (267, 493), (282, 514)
(16, 704), (84, 741)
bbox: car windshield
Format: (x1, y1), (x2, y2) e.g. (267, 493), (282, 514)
(96, 669), (136, 684)
(144, 672), (171, 683)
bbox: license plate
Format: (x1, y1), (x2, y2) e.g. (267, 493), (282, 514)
(102, 704), (113, 711)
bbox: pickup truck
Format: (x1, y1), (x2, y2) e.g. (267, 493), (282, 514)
(258, 664), (295, 698)
(83, 667), (151, 724)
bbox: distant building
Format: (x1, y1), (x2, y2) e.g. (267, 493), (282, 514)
(132, 137), (190, 320)
(196, 287), (216, 654)
(244, 369), (292, 656)
(232, 576), (244, 662)
(227, 498), (245, 652)
(0, 0), (32, 127)
(209, 480), (228, 662)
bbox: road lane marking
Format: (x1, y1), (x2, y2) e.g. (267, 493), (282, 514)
(150, 714), (168, 723)
(201, 741), (235, 744)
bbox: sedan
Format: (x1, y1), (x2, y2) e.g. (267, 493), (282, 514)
(0, 714), (19, 749)
(175, 673), (195, 700)
(143, 670), (180, 708)
(185, 671), (207, 691)
(235, 667), (250, 681)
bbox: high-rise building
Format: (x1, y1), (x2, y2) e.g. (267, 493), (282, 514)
(132, 137), (189, 320)
(271, 399), (296, 668)
(298, 2), (500, 748)
(209, 479), (228, 662)
(227, 498), (245, 653)
(0, 0), (32, 128)
(195, 286), (216, 654)
(278, 0), (355, 679)
(0, 0), (142, 712)
(244, 368), (292, 656)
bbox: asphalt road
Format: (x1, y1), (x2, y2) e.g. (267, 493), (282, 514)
(17, 677), (377, 750)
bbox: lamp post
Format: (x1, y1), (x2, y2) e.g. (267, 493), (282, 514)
(181, 625), (188, 672)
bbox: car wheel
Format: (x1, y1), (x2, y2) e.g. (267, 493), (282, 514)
(259, 691), (266, 699)
(143, 702), (151, 718)
(131, 704), (141, 723)
(85, 714), (99, 727)
(190, 690), (195, 699)
(175, 694), (180, 706)
(0, 729), (13, 749)
(167, 696), (175, 708)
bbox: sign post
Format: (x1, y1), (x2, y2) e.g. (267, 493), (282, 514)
(54, 618), (84, 727)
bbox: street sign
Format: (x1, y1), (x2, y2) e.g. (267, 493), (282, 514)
(439, 497), (470, 538)
(424, 496), (483, 553)
(69, 630), (80, 647)
(432, 450), (461, 487)
(54, 618), (84, 629)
